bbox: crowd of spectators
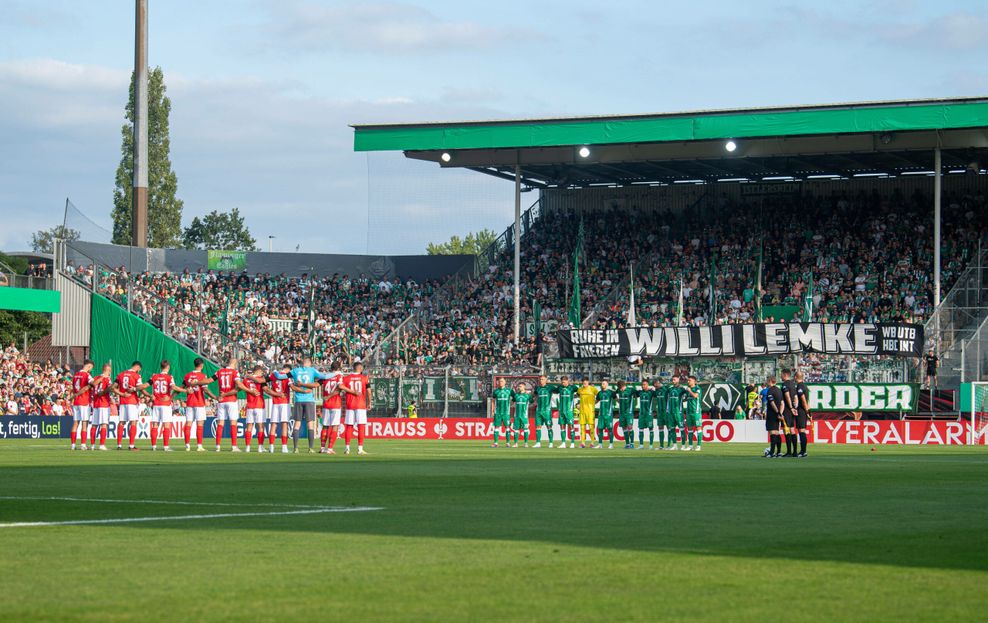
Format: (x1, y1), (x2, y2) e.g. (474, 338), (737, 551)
(0, 345), (72, 415)
(61, 188), (987, 371)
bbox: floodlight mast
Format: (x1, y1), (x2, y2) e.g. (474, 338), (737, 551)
(131, 0), (149, 248)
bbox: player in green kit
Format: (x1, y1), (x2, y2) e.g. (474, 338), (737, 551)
(650, 380), (667, 449)
(616, 381), (637, 449)
(594, 380), (617, 449)
(511, 383), (533, 447)
(532, 376), (555, 448)
(665, 375), (686, 450)
(491, 377), (513, 447)
(635, 380), (655, 449)
(553, 376), (578, 449)
(683, 375), (703, 451)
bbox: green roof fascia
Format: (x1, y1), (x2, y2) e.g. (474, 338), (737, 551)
(0, 286), (61, 313)
(353, 100), (988, 152)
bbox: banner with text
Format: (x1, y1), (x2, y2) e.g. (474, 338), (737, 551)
(557, 323), (923, 359)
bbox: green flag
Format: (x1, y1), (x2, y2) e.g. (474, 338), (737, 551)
(568, 250), (581, 326)
(803, 272), (815, 322)
(708, 254), (717, 321)
(568, 220), (583, 326)
(755, 240), (763, 322)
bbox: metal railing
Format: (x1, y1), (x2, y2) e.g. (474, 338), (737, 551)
(0, 273), (53, 290)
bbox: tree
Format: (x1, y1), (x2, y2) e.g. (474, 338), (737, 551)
(182, 208), (258, 251)
(0, 310), (51, 348)
(427, 228), (499, 255)
(111, 66), (184, 248)
(29, 226), (80, 254)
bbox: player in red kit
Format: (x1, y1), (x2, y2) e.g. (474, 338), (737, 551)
(267, 364), (292, 454)
(339, 361), (371, 455)
(198, 357), (258, 452)
(88, 363), (113, 450)
(149, 360), (187, 451)
(70, 359), (96, 450)
(319, 362), (344, 454)
(114, 361), (149, 450)
(242, 365), (268, 452)
(182, 357), (218, 451)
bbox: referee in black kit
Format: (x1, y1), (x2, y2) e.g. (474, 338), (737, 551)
(781, 369), (799, 457)
(794, 371), (810, 457)
(764, 376), (785, 458)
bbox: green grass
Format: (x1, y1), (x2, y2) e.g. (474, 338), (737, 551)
(0, 441), (986, 622)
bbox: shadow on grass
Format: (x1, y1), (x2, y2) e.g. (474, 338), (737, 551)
(0, 453), (986, 572)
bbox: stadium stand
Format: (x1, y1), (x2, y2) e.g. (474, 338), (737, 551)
(0, 344), (72, 415)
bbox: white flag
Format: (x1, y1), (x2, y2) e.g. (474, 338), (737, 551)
(627, 263), (637, 326)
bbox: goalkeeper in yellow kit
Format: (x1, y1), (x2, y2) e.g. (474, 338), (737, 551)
(575, 377), (598, 448)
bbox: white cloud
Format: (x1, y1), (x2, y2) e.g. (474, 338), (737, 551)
(266, 1), (540, 53)
(880, 12), (988, 51)
(0, 56), (514, 255)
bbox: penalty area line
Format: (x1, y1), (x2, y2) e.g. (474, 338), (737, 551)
(0, 506), (383, 529)
(0, 496), (337, 509)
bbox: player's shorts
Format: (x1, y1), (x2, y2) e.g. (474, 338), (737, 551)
(795, 410), (809, 429)
(578, 410), (595, 426)
(512, 415), (529, 431)
(269, 403), (290, 424)
(534, 410), (552, 426)
(184, 406), (207, 422)
(245, 408), (265, 424)
(72, 405), (90, 422)
(666, 412), (683, 429)
(493, 412), (511, 427)
(321, 408), (342, 427)
(92, 407), (110, 426)
(292, 402), (316, 423)
(557, 410), (574, 426)
(685, 412), (702, 428)
(597, 413), (614, 429)
(766, 414), (780, 432)
(216, 402), (240, 421)
(345, 409), (367, 426)
(152, 405), (172, 424)
(619, 412), (635, 428)
(120, 404), (141, 422)
(782, 409), (796, 428)
(637, 411), (654, 429)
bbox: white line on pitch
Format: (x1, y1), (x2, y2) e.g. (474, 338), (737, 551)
(0, 506), (383, 529)
(0, 496), (333, 509)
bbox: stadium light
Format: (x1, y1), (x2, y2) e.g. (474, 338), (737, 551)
(725, 140), (737, 152)
(440, 152), (452, 163)
(578, 146), (591, 158)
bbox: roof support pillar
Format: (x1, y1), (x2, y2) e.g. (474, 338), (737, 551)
(513, 164), (521, 345)
(933, 146), (942, 359)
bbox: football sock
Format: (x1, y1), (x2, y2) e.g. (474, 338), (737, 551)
(799, 432), (807, 454)
(71, 430), (77, 445)
(522, 430), (528, 443)
(245, 427), (253, 448)
(291, 429), (299, 451)
(561, 427), (567, 442)
(308, 428), (314, 449)
(548, 427), (553, 443)
(688, 430), (696, 447)
(196, 423), (204, 445)
(99, 426), (107, 446)
(162, 427), (170, 448)
(150, 424), (159, 447)
(696, 430), (702, 446)
(117, 422), (124, 445)
(659, 430), (666, 447)
(320, 428), (329, 448)
(128, 423), (137, 447)
(215, 422), (224, 447)
(258, 429), (265, 447)
(184, 424), (192, 445)
(358, 425), (366, 446)
(535, 428), (542, 443)
(230, 423), (238, 447)
(329, 426), (338, 448)
(90, 426), (98, 445)
(493, 429), (499, 444)
(638, 430), (644, 445)
(344, 425), (353, 446)
(281, 433), (288, 447)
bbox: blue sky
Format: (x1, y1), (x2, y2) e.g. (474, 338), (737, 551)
(2, 0), (987, 254)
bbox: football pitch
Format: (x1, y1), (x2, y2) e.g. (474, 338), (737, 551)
(0, 441), (985, 622)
